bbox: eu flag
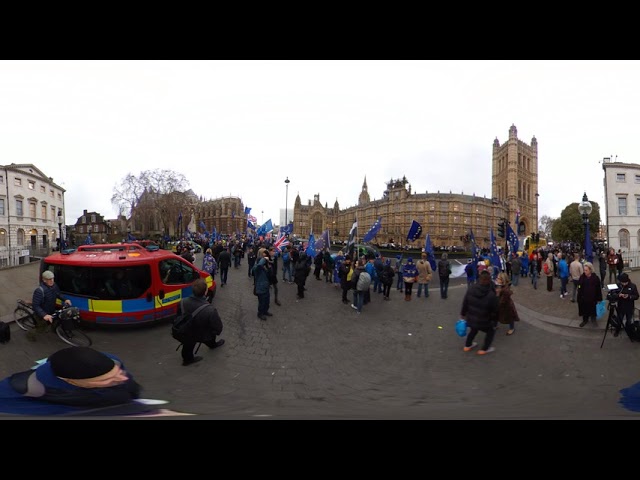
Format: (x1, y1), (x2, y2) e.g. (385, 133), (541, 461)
(406, 220), (422, 242)
(362, 217), (382, 243)
(306, 232), (316, 258)
(244, 207), (251, 215)
(425, 233), (437, 271)
(507, 223), (519, 255)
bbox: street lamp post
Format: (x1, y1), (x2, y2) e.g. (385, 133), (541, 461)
(535, 192), (539, 234)
(284, 176), (290, 228)
(579, 192), (593, 263)
(57, 209), (64, 251)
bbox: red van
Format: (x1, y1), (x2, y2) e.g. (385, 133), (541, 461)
(40, 243), (216, 326)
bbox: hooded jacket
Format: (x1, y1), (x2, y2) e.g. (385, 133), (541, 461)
(460, 282), (498, 330)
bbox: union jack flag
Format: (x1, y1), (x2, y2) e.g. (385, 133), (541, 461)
(248, 214), (257, 223)
(273, 232), (290, 250)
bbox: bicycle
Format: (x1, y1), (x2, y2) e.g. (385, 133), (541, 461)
(13, 300), (92, 347)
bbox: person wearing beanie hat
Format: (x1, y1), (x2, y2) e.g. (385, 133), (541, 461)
(614, 272), (639, 337)
(402, 257), (418, 301)
(28, 270), (72, 342)
(0, 346), (142, 415)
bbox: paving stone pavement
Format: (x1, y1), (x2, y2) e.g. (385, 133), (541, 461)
(1, 257), (640, 419)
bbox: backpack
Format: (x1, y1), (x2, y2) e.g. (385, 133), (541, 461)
(172, 300), (209, 342)
(543, 262), (550, 275)
(0, 321), (10, 344)
(282, 251), (290, 263)
(356, 271), (371, 291)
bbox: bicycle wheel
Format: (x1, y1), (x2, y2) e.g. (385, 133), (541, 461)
(14, 306), (36, 331)
(55, 324), (92, 347)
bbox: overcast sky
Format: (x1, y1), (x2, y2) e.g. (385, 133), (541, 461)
(0, 60), (634, 230)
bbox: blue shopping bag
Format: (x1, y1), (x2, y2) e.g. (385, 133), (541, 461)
(596, 300), (606, 319)
(455, 319), (467, 337)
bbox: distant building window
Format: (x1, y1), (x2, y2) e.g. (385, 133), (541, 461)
(0, 229), (5, 247)
(49, 189), (54, 198)
(14, 178), (22, 187)
(91, 214), (96, 223)
(41, 205), (47, 220)
(620, 229), (630, 249)
(28, 181), (35, 190)
(58, 193), (61, 201)
(40, 185), (45, 193)
(15, 199), (23, 217)
(17, 229), (24, 246)
(0, 199), (4, 215)
(29, 202), (36, 218)
(637, 197), (640, 216)
(617, 173), (626, 182)
(618, 197), (627, 215)
(0, 176), (3, 184)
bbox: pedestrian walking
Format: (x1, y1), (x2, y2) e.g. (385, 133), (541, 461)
(460, 270), (499, 355)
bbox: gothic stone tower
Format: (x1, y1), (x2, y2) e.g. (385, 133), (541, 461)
(492, 124), (538, 236)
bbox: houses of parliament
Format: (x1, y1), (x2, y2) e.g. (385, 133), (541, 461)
(292, 124), (539, 249)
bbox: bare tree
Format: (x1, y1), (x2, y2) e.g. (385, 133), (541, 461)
(111, 173), (146, 220)
(539, 215), (556, 238)
(112, 169), (190, 237)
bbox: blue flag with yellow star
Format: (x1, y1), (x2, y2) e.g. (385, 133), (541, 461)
(363, 217), (382, 243)
(406, 220), (422, 242)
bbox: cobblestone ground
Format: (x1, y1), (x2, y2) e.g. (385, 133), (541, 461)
(1, 258), (640, 419)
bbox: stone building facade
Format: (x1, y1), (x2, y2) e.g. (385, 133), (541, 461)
(293, 124), (539, 249)
(0, 163), (66, 266)
(195, 196), (246, 237)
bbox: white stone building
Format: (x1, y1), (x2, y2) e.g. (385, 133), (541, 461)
(0, 164), (66, 267)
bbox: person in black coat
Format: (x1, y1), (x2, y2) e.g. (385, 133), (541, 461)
(294, 252), (311, 299)
(338, 255), (353, 304)
(460, 270), (499, 355)
(577, 262), (603, 328)
(177, 278), (224, 366)
(614, 272), (639, 337)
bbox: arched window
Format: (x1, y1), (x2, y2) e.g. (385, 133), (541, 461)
(0, 229), (6, 247)
(17, 228), (25, 246)
(619, 229), (630, 249)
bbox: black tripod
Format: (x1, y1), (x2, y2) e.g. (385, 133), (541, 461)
(601, 300), (621, 348)
(600, 299), (635, 348)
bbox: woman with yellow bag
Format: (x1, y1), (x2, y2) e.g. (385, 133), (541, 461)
(339, 255), (354, 304)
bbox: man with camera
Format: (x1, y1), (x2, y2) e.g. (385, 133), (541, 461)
(613, 273), (639, 338)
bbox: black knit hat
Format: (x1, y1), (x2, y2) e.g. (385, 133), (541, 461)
(49, 347), (115, 379)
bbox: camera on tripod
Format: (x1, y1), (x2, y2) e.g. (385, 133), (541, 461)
(606, 284), (620, 304)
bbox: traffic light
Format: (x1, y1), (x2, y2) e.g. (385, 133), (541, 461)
(497, 220), (505, 238)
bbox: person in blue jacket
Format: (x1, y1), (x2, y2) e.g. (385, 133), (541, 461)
(0, 346), (141, 416)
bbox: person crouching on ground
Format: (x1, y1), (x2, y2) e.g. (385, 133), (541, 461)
(460, 270), (499, 355)
(177, 278), (225, 366)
